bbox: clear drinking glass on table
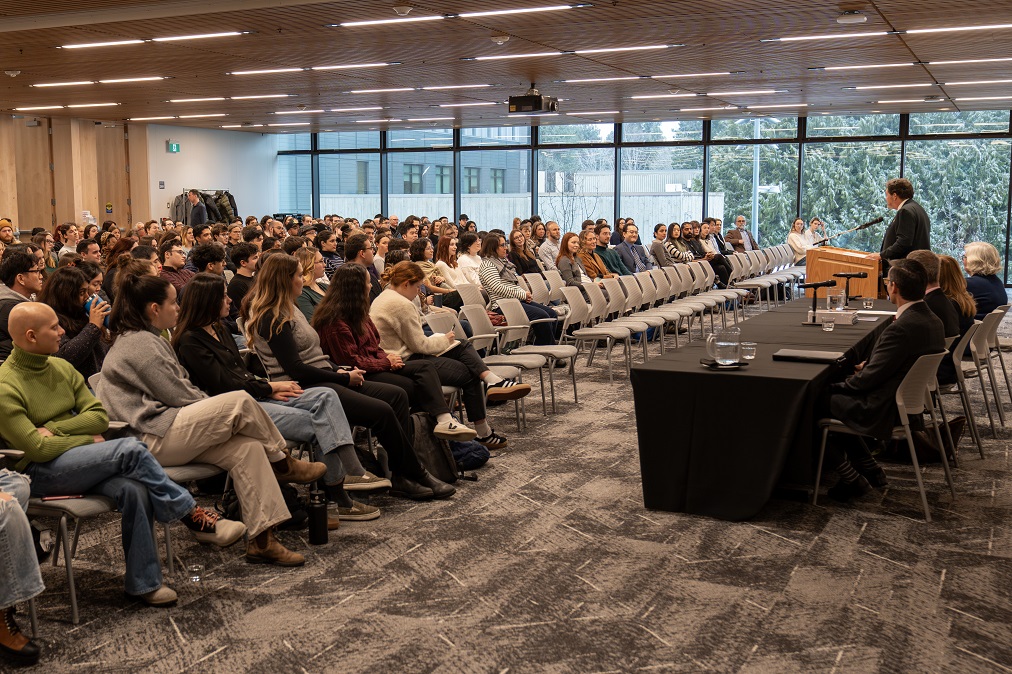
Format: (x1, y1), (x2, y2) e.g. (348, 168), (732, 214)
(822, 316), (836, 332)
(741, 341), (757, 360)
(862, 297), (875, 309)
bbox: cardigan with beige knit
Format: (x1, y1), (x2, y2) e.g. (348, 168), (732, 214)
(369, 288), (452, 358)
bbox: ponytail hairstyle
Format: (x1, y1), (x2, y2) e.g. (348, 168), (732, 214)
(379, 260), (425, 289)
(242, 252), (300, 347)
(312, 263), (371, 336)
(109, 271), (172, 338)
(113, 257), (158, 297)
(104, 236), (138, 272)
(172, 273), (227, 350)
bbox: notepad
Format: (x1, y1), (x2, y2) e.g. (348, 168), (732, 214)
(772, 349), (846, 364)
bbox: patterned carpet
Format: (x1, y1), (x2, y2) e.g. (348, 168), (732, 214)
(15, 301), (1012, 674)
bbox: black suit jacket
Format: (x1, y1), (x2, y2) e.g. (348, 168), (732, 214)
(923, 288), (959, 337)
(880, 199), (930, 262)
(829, 301), (944, 439)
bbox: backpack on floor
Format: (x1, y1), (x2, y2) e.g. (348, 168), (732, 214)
(449, 439), (490, 471)
(411, 412), (458, 484)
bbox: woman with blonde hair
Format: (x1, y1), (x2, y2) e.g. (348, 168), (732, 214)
(293, 246), (326, 322)
(242, 254), (453, 501)
(786, 217), (811, 264)
(962, 241), (1005, 319)
(179, 226), (194, 255)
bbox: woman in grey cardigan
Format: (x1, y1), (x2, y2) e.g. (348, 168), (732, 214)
(97, 273), (325, 568)
(649, 223), (674, 267)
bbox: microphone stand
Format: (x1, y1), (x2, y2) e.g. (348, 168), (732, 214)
(813, 217), (884, 247)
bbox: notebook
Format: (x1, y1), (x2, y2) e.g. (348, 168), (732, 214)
(772, 349), (846, 364)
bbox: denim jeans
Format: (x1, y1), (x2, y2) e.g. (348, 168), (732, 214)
(25, 439), (195, 596)
(259, 386), (353, 471)
(0, 469), (45, 608)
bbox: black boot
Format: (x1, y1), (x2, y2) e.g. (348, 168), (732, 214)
(389, 475), (435, 501)
(0, 606), (40, 666)
(418, 470), (456, 499)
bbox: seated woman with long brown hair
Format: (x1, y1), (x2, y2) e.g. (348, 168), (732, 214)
(241, 253), (454, 501)
(37, 266), (110, 379)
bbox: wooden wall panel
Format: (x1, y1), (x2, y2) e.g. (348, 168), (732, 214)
(0, 117), (19, 226)
(14, 118), (54, 231)
(96, 125), (130, 226)
(126, 124), (150, 223)
(51, 118), (99, 226)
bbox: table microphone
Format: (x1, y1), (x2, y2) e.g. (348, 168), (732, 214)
(833, 272), (868, 279)
(801, 280), (837, 322)
(799, 279), (837, 289)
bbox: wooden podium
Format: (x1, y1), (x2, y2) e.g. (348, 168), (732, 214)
(805, 247), (882, 299)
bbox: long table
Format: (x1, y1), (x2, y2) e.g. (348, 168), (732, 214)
(631, 298), (894, 521)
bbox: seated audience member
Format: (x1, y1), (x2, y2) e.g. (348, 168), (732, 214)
(262, 236), (280, 251)
(241, 254), (453, 501)
(556, 232), (593, 290)
(577, 229), (615, 280)
(182, 224), (212, 271)
(173, 273), (383, 519)
(698, 221), (732, 288)
(318, 230), (343, 278)
(908, 250), (960, 385)
(0, 252), (43, 361)
(242, 226), (265, 250)
(57, 223), (81, 258)
(294, 247), (326, 323)
(373, 233), (391, 276)
(664, 222), (693, 264)
(507, 229), (543, 276)
(649, 224), (673, 267)
(409, 238), (454, 302)
(804, 217), (827, 248)
(369, 263), (530, 446)
(190, 242), (227, 277)
(33, 232), (58, 275)
(478, 234), (558, 345)
(345, 234), (383, 302)
(962, 241), (1006, 320)
(0, 468), (45, 666)
(725, 214), (758, 252)
(76, 260), (108, 303)
(227, 242), (259, 324)
(76, 239), (102, 266)
(593, 223), (632, 276)
(37, 267), (109, 379)
(537, 221), (561, 271)
(615, 223), (654, 273)
(282, 236), (307, 256)
(314, 264), (489, 442)
(938, 255), (976, 339)
(434, 236), (467, 289)
(106, 246), (160, 302)
(456, 232), (483, 286)
(57, 252), (82, 268)
(0, 303), (246, 606)
(786, 218), (812, 264)
(158, 240), (194, 296)
(825, 259), (944, 501)
(97, 272), (324, 566)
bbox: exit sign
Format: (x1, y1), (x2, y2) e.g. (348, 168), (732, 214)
(166, 141), (181, 153)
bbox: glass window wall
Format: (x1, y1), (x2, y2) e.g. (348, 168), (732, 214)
(707, 143), (799, 245)
(387, 151), (454, 219)
(460, 150), (531, 230)
(620, 146), (704, 225)
(538, 147), (614, 231)
(319, 153), (380, 218)
(277, 154), (312, 214)
(807, 114), (900, 138)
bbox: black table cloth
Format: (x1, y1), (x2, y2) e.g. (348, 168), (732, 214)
(631, 298), (894, 520)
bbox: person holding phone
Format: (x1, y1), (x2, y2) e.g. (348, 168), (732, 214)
(37, 267), (110, 380)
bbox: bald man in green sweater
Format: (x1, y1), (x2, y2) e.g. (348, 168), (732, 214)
(0, 303), (245, 607)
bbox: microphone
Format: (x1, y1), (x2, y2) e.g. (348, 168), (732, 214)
(800, 279), (838, 289)
(857, 216), (885, 230)
(833, 272), (868, 279)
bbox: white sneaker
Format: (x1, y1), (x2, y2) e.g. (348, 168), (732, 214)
(433, 419), (478, 441)
(137, 585), (177, 607)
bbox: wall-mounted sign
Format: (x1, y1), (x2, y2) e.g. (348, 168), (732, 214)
(158, 181), (165, 189)
(166, 140), (181, 153)
(105, 202), (113, 214)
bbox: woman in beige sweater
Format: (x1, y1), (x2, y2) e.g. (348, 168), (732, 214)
(370, 261), (531, 449)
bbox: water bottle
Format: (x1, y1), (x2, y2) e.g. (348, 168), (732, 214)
(307, 489), (328, 545)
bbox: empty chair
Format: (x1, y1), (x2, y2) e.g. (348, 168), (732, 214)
(558, 286), (632, 383)
(497, 298), (579, 413)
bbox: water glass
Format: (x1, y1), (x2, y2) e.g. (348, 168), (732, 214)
(187, 563), (204, 583)
(826, 293), (842, 312)
(822, 316), (836, 332)
(862, 297), (875, 309)
(741, 342), (757, 360)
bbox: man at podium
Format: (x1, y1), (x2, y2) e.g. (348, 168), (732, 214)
(865, 178), (931, 267)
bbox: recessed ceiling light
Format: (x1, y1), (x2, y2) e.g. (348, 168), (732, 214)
(99, 76), (167, 83)
(268, 122), (310, 126)
(675, 106), (738, 112)
(178, 113), (227, 118)
(66, 102), (120, 108)
(228, 68), (303, 75)
(348, 87), (414, 94)
(876, 98), (934, 103)
(152, 32), (243, 42)
(330, 106), (384, 112)
(168, 97), (226, 103)
(560, 76), (644, 84)
(354, 119), (403, 123)
(928, 56), (1012, 65)
(629, 93), (699, 100)
(574, 45), (674, 55)
(815, 62), (916, 71)
(421, 84), (492, 90)
(129, 116), (175, 120)
(458, 5), (587, 19)
(707, 89), (781, 96)
(762, 31), (891, 42)
(337, 4), (588, 27)
(471, 51), (563, 61)
(567, 110), (620, 115)
(944, 79), (1012, 86)
(406, 117), (455, 121)
(311, 62), (397, 70)
(273, 109), (325, 114)
(231, 94), (293, 100)
(337, 15), (444, 28)
(31, 81), (94, 87)
(747, 103), (810, 109)
(438, 102), (499, 108)
(652, 72), (733, 79)
(953, 95), (1012, 101)
(15, 106), (64, 111)
(61, 39), (145, 49)
(907, 23), (1012, 34)
(850, 83), (935, 90)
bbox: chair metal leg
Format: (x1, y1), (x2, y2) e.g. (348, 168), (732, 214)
(570, 357), (578, 404)
(977, 359), (999, 437)
(812, 427), (829, 505)
(164, 522), (175, 574)
(537, 368), (547, 416)
(987, 358), (1006, 425)
(58, 515), (80, 624)
(547, 360), (558, 414)
(28, 598), (38, 637)
(995, 348), (1012, 398)
(928, 407), (956, 500)
(958, 386), (985, 459)
(70, 519), (82, 559)
(903, 427), (932, 522)
(934, 392), (958, 469)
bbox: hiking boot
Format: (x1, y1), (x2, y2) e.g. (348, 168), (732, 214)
(245, 529), (305, 567)
(0, 607), (40, 666)
(433, 419), (478, 441)
(271, 454), (327, 484)
(334, 501), (381, 521)
(485, 378), (532, 402)
(182, 506), (247, 547)
(476, 430), (509, 450)
(343, 471), (392, 491)
(135, 585), (178, 607)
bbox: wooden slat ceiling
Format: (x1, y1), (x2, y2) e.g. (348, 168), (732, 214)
(1, 0), (1011, 133)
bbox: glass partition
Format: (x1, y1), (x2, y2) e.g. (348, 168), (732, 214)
(538, 147), (614, 231)
(387, 151), (454, 219)
(620, 146), (704, 225)
(707, 143), (799, 245)
(460, 150), (531, 230)
(319, 154), (380, 219)
(807, 114), (900, 138)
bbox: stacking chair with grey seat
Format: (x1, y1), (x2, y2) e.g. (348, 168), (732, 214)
(938, 323), (985, 458)
(813, 352), (953, 522)
(558, 285), (633, 382)
(969, 312), (1006, 433)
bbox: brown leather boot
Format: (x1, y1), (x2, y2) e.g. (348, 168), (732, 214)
(245, 529), (305, 567)
(271, 453), (327, 485)
(0, 606), (40, 666)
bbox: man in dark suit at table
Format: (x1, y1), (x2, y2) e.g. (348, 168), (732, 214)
(865, 178), (930, 269)
(825, 258), (944, 501)
(908, 249), (960, 386)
